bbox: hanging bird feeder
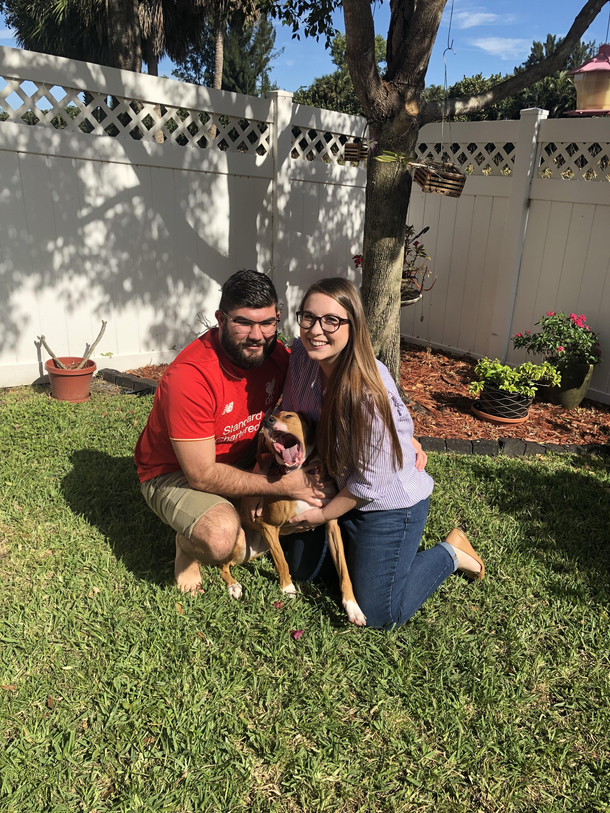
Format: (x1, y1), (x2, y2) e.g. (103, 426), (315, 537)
(566, 43), (610, 116)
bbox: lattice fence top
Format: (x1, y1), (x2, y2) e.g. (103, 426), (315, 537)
(0, 75), (270, 155)
(290, 130), (517, 175)
(415, 141), (515, 176)
(291, 125), (367, 164)
(538, 141), (610, 181)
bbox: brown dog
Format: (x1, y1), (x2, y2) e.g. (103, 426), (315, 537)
(219, 411), (366, 626)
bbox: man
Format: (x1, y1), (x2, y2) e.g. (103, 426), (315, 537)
(135, 269), (323, 594)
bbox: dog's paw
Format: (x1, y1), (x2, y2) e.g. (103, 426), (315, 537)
(282, 583), (297, 596)
(344, 599), (366, 626)
(228, 582), (243, 600)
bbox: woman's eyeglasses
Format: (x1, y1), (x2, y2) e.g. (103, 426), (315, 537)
(296, 311), (350, 333)
(221, 311), (279, 335)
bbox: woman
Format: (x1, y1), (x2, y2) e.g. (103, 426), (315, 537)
(281, 277), (485, 629)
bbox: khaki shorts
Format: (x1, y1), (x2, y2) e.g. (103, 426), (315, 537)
(140, 471), (230, 541)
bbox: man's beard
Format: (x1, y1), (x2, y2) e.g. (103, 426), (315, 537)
(219, 327), (277, 369)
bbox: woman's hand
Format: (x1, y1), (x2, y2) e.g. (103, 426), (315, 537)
(289, 506), (327, 531)
(412, 437), (428, 471)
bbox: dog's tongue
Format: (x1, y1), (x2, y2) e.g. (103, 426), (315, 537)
(283, 444), (299, 464)
(273, 433), (300, 465)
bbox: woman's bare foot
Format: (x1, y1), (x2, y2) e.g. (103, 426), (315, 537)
(175, 532), (204, 595)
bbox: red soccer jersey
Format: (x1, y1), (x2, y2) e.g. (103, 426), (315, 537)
(135, 328), (289, 482)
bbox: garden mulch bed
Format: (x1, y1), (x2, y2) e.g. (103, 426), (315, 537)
(125, 342), (610, 447)
(399, 342), (610, 446)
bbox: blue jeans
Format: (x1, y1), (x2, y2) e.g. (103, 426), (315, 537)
(340, 497), (456, 629)
(282, 498), (457, 629)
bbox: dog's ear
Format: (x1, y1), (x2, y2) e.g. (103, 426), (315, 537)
(297, 412), (317, 446)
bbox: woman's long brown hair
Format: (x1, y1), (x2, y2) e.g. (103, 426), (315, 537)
(299, 278), (403, 478)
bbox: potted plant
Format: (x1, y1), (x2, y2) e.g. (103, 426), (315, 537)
(38, 321), (107, 403)
(469, 357), (561, 424)
(352, 224), (437, 307)
(512, 312), (602, 408)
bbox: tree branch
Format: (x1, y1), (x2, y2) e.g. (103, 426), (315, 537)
(386, 0), (446, 85)
(37, 336), (67, 369)
(76, 321), (108, 369)
(343, 0), (385, 118)
(421, 0), (609, 124)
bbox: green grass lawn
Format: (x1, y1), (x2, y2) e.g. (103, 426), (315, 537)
(1, 385), (609, 813)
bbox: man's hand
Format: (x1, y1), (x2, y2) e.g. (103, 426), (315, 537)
(275, 466), (326, 506)
(243, 495), (264, 523)
(412, 436), (427, 471)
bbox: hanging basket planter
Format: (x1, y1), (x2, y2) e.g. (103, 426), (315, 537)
(411, 160), (466, 198)
(344, 142), (367, 163)
(400, 282), (423, 307)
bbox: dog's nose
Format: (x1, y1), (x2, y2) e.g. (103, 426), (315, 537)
(263, 414), (276, 429)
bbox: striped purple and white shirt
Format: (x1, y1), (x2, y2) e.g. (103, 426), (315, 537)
(281, 339), (434, 511)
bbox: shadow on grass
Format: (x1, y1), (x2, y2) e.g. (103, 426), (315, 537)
(61, 450), (346, 619)
(457, 454), (610, 598)
(62, 449), (173, 585)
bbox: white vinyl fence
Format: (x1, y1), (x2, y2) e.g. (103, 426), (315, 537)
(1, 45), (610, 402)
(402, 111), (610, 403)
(0, 46), (367, 386)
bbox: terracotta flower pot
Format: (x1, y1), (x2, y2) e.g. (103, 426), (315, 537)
(45, 357), (97, 403)
(545, 362), (594, 409)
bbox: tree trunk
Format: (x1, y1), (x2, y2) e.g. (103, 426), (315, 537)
(214, 22), (224, 90)
(207, 20), (225, 143)
(146, 48), (159, 76)
(106, 0), (142, 72)
(361, 122), (418, 386)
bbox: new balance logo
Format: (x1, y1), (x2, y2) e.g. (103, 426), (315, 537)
(222, 401), (234, 415)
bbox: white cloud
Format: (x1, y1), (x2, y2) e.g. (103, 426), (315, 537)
(470, 37), (531, 60)
(453, 11), (516, 29)
(285, 59), (296, 67)
(0, 28), (16, 40)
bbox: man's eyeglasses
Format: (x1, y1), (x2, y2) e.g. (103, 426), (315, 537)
(221, 311), (280, 335)
(296, 311), (351, 333)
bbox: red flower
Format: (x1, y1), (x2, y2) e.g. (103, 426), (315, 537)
(557, 346), (565, 353)
(569, 313), (587, 328)
(273, 600), (284, 609)
(290, 630), (304, 641)
(546, 311), (555, 316)
(514, 333), (522, 338)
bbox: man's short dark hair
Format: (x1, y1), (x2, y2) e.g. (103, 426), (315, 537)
(219, 269), (279, 313)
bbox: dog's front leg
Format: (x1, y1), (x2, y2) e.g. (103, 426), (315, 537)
(326, 520), (366, 626)
(259, 524), (296, 595)
(218, 528), (248, 600)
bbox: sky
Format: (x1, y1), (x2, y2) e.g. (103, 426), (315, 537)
(1, 1), (609, 94)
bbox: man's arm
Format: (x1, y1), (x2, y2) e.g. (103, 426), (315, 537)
(172, 438), (324, 505)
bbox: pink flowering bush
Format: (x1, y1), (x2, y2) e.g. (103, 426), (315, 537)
(512, 311), (602, 366)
